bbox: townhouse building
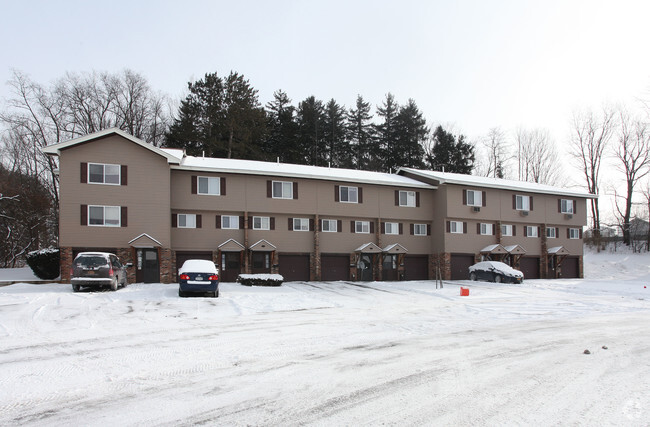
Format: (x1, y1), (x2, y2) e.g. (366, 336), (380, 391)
(43, 129), (594, 283)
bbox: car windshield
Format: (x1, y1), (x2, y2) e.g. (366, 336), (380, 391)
(76, 256), (108, 268)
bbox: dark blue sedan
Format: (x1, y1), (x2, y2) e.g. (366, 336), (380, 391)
(178, 259), (220, 297)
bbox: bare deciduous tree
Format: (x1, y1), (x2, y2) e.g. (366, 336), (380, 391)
(569, 107), (617, 242)
(477, 127), (510, 178)
(516, 127), (562, 185)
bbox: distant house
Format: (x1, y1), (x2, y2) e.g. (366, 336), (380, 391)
(43, 129), (594, 283)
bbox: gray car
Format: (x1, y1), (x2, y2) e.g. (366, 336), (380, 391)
(71, 252), (132, 292)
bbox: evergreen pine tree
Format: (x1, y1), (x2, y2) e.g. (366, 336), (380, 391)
(296, 96), (325, 165)
(375, 93), (400, 172)
(322, 99), (350, 168)
(394, 99), (427, 169)
(264, 90), (299, 162)
(427, 125), (475, 174)
(347, 95), (375, 170)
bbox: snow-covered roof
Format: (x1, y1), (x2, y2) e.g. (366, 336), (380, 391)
(174, 156), (432, 188)
(548, 246), (570, 255)
(382, 243), (408, 253)
(355, 242), (382, 253)
(178, 259), (218, 274)
(128, 233), (162, 247)
(41, 128), (182, 165)
(504, 244), (527, 254)
(480, 244), (507, 253)
(398, 168), (595, 198)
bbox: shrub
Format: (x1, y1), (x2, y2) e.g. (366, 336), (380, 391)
(26, 248), (60, 280)
(237, 274), (284, 287)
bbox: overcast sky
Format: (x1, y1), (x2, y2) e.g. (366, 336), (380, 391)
(1, 0), (649, 149)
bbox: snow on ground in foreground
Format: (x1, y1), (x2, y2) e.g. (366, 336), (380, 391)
(0, 253), (649, 425)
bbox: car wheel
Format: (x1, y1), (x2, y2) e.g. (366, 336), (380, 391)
(72, 284), (80, 292)
(111, 278), (118, 291)
(213, 290), (219, 298)
(494, 274), (502, 283)
(179, 289), (186, 298)
(469, 272), (477, 281)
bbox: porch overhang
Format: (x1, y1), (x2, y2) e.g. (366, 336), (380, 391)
(382, 243), (408, 254)
(218, 239), (245, 252)
(548, 246), (570, 256)
(128, 233), (162, 248)
(355, 242), (383, 253)
(249, 239), (276, 252)
(480, 244), (508, 255)
(504, 244), (527, 255)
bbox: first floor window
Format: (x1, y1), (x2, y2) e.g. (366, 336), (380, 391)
(414, 224), (428, 236)
(450, 221), (464, 234)
(340, 186), (358, 203)
(89, 163), (120, 185)
(467, 190), (482, 207)
(547, 227), (557, 238)
(178, 213), (197, 228)
(253, 216), (270, 230)
(293, 218), (309, 231)
(222, 215), (239, 229)
(399, 190), (416, 207)
(525, 226), (538, 237)
(569, 228), (581, 239)
(384, 222), (399, 235)
(355, 221), (370, 233)
(322, 219), (338, 232)
(502, 224), (513, 236)
(480, 223), (493, 235)
(89, 205), (120, 226)
(272, 181), (293, 199)
(198, 176), (221, 195)
(516, 195), (530, 211)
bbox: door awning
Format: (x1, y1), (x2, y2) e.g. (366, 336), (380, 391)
(218, 239), (245, 252)
(128, 233), (162, 248)
(480, 244), (508, 254)
(355, 242), (383, 253)
(249, 239), (276, 252)
(504, 244), (527, 255)
(383, 243), (408, 254)
(548, 246), (570, 255)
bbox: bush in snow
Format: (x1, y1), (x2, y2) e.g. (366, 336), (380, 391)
(237, 274), (283, 287)
(25, 248), (60, 280)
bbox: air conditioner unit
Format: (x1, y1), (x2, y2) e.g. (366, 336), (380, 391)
(565, 214), (573, 219)
(520, 210), (529, 216)
(472, 206), (481, 212)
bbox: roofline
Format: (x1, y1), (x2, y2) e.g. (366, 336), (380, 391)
(171, 164), (434, 189)
(41, 128), (181, 164)
(398, 168), (597, 199)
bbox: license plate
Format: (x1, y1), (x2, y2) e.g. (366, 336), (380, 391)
(85, 270), (95, 276)
(196, 276), (203, 281)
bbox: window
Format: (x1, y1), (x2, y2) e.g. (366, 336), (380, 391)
(502, 224), (513, 237)
(355, 221), (370, 234)
(293, 218), (309, 231)
(525, 226), (538, 237)
(560, 199), (574, 214)
(569, 228), (581, 239)
(516, 195), (530, 211)
(547, 227), (557, 238)
(450, 221), (464, 234)
(253, 216), (270, 230)
(88, 163), (120, 185)
(221, 215), (239, 229)
(340, 186), (358, 203)
(198, 176), (220, 195)
(178, 214), (197, 228)
(88, 205), (120, 227)
(399, 191), (416, 207)
(272, 181), (293, 199)
(414, 224), (428, 236)
(480, 223), (493, 235)
(384, 222), (399, 235)
(322, 219), (338, 232)
(467, 190), (482, 207)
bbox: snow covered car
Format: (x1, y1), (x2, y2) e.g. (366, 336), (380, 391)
(178, 259), (220, 297)
(468, 261), (523, 284)
(70, 252), (131, 292)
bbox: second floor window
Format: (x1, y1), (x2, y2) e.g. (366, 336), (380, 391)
(560, 199), (574, 214)
(479, 223), (493, 235)
(515, 195), (531, 211)
(221, 215), (239, 229)
(89, 163), (120, 185)
(547, 227), (557, 238)
(399, 191), (416, 207)
(253, 216), (270, 230)
(198, 176), (221, 195)
(384, 222), (399, 235)
(525, 226), (538, 237)
(502, 224), (513, 236)
(413, 224), (428, 236)
(569, 228), (581, 239)
(88, 205), (120, 227)
(272, 181), (293, 199)
(467, 190), (482, 207)
(178, 214), (197, 228)
(449, 221), (464, 234)
(293, 218), (310, 231)
(322, 219), (338, 232)
(340, 186), (358, 203)
(355, 221), (370, 233)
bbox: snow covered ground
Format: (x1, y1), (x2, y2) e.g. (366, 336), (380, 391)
(0, 251), (648, 425)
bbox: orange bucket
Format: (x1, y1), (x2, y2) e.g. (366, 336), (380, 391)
(460, 287), (470, 296)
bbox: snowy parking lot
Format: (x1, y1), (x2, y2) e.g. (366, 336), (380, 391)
(0, 252), (649, 425)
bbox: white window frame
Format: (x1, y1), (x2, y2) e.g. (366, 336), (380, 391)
(293, 218), (310, 231)
(467, 190), (482, 207)
(450, 221), (464, 234)
(177, 213), (197, 229)
(501, 224), (513, 237)
(88, 205), (120, 227)
(198, 176), (221, 195)
(272, 181), (293, 199)
(384, 222), (399, 235)
(414, 224), (427, 236)
(399, 190), (416, 207)
(525, 226), (538, 237)
(321, 219), (338, 232)
(547, 227), (557, 238)
(253, 216), (270, 230)
(355, 220), (370, 234)
(569, 228), (581, 239)
(339, 186), (359, 203)
(221, 215), (239, 229)
(88, 163), (120, 185)
(561, 199), (574, 214)
(516, 195), (530, 211)
(480, 223), (493, 235)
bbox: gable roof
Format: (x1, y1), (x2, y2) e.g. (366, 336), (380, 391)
(398, 168), (595, 199)
(41, 128), (182, 164)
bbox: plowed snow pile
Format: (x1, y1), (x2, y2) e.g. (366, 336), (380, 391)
(0, 250), (648, 425)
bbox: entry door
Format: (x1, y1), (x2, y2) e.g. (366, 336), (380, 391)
(382, 254), (397, 281)
(359, 254), (374, 281)
(221, 252), (241, 282)
(143, 249), (159, 283)
(252, 252), (271, 274)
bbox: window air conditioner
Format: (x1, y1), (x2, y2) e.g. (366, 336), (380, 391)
(520, 210), (529, 216)
(565, 214), (573, 219)
(473, 206), (481, 212)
